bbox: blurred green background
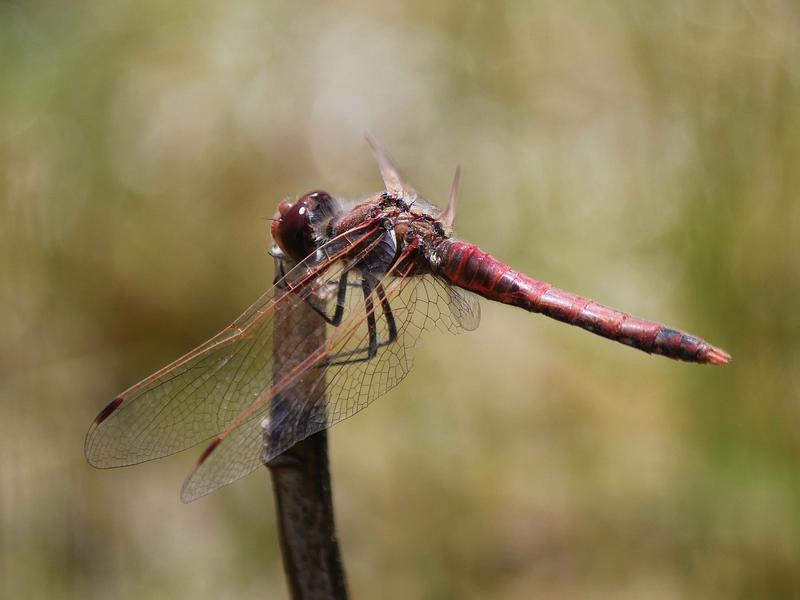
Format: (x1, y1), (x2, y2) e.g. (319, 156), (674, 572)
(1, 1), (798, 598)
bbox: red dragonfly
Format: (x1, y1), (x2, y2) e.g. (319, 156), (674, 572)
(85, 137), (730, 501)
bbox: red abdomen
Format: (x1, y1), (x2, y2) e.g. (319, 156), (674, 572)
(434, 240), (730, 365)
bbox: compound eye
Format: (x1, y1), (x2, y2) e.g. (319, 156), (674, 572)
(304, 191), (336, 215)
(273, 191), (335, 261)
(275, 200), (314, 261)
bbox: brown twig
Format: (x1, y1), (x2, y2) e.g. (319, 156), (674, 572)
(264, 254), (349, 600)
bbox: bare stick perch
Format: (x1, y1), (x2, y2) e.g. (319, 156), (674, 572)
(264, 253), (349, 600)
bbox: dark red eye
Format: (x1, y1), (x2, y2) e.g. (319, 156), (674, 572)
(272, 191), (335, 261)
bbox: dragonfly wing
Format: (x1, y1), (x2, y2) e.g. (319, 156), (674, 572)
(84, 291), (283, 468)
(181, 266), (481, 501)
(442, 278), (481, 332)
(365, 134), (419, 202)
(84, 222), (383, 468)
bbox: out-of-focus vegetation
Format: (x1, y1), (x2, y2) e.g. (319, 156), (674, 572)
(1, 1), (798, 598)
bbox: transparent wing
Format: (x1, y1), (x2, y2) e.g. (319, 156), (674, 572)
(180, 258), (481, 501)
(365, 134), (419, 202)
(84, 220), (383, 468)
(446, 284), (480, 332)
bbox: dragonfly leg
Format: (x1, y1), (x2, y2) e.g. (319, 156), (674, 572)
(375, 281), (398, 343)
(304, 270), (350, 325)
(318, 278), (398, 367)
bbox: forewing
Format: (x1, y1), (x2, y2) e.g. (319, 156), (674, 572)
(84, 221), (382, 469)
(181, 265), (481, 501)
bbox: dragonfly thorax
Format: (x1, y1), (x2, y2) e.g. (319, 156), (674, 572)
(385, 206), (451, 276)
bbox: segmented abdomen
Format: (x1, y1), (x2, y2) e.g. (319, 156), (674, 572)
(434, 240), (729, 365)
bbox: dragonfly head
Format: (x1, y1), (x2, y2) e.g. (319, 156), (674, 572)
(271, 191), (339, 262)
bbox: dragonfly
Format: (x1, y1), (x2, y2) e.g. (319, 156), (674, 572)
(85, 137), (730, 502)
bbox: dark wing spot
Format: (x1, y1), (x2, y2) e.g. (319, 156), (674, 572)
(197, 437), (222, 465)
(94, 397), (123, 425)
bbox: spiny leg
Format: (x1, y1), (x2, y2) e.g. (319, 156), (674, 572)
(374, 281), (398, 345)
(305, 270), (350, 326)
(277, 255), (358, 326)
(319, 277), (398, 367)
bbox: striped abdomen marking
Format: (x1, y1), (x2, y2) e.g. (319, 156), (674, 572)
(434, 240), (730, 365)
